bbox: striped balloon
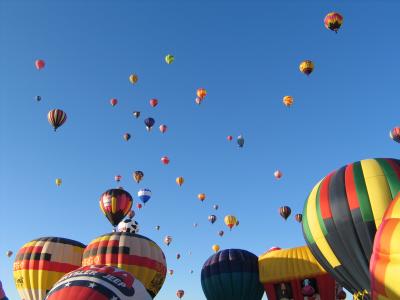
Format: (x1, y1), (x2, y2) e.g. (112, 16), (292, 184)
(370, 192), (400, 300)
(82, 232), (167, 298)
(302, 158), (400, 297)
(138, 188), (152, 204)
(13, 237), (86, 300)
(99, 189), (133, 227)
(324, 12), (343, 33)
(389, 127), (400, 143)
(45, 265), (151, 300)
(201, 249), (264, 300)
(47, 109), (67, 131)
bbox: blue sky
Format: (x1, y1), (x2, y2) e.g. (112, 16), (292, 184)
(1, 0), (400, 299)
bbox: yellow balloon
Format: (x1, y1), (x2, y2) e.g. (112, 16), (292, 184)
(283, 96), (294, 107)
(299, 60), (314, 76)
(55, 178), (62, 186)
(224, 215), (237, 230)
(212, 244), (220, 253)
(129, 74), (138, 84)
(176, 176), (184, 186)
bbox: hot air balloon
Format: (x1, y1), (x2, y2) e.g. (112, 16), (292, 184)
(115, 175), (122, 182)
(201, 249), (264, 300)
(13, 237), (85, 300)
(224, 215), (237, 230)
(110, 98), (118, 106)
(197, 88), (207, 99)
(237, 135), (245, 148)
(82, 232), (167, 298)
(36, 95), (41, 102)
(190, 269), (194, 274)
(283, 96), (294, 107)
(236, 220), (240, 226)
(35, 59), (45, 70)
(0, 280), (8, 300)
(128, 210), (135, 218)
(137, 203), (142, 210)
(133, 111), (140, 118)
(195, 97), (203, 105)
(176, 253), (181, 260)
(299, 60), (314, 76)
(129, 74), (138, 84)
(46, 265), (151, 300)
(274, 170), (282, 179)
(164, 235), (172, 246)
(227, 135), (233, 141)
(324, 12), (343, 33)
(144, 118), (155, 131)
(169, 269), (174, 275)
(161, 156), (170, 165)
(213, 204), (219, 210)
(302, 158), (400, 297)
(48, 109), (67, 131)
(295, 213), (303, 223)
(155, 225), (160, 230)
(193, 223), (198, 228)
(133, 171), (144, 183)
(218, 230), (224, 237)
(159, 124), (167, 133)
(198, 193), (206, 202)
(165, 54), (174, 64)
(259, 246), (337, 300)
(279, 206), (291, 220)
(212, 245), (220, 253)
(54, 178), (62, 187)
(117, 218), (140, 234)
(177, 290), (184, 299)
(150, 98), (158, 107)
(208, 215), (217, 224)
(123, 133), (131, 141)
(99, 188), (133, 226)
(6, 250), (12, 257)
(138, 188), (152, 205)
(176, 176), (184, 186)
(390, 127), (400, 143)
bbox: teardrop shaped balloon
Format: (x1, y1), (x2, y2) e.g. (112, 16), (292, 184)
(133, 111), (140, 118)
(164, 235), (172, 246)
(165, 54), (174, 64)
(99, 189), (133, 226)
(208, 215), (217, 224)
(224, 215), (237, 230)
(144, 118), (155, 131)
(150, 98), (158, 107)
(283, 96), (294, 107)
(159, 124), (167, 133)
(133, 171), (144, 183)
(115, 175), (122, 182)
(138, 188), (152, 204)
(279, 206), (291, 220)
(197, 88), (207, 99)
(198, 193), (206, 202)
(176, 176), (184, 186)
(176, 290), (184, 299)
(237, 135), (245, 148)
(123, 133), (131, 141)
(161, 156), (170, 165)
(390, 127), (400, 143)
(55, 178), (62, 186)
(110, 98), (118, 106)
(212, 244), (220, 253)
(48, 109), (67, 131)
(35, 59), (45, 70)
(129, 74), (138, 84)
(324, 12), (343, 33)
(299, 60), (314, 76)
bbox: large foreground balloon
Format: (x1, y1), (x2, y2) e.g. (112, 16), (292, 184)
(13, 237), (86, 300)
(45, 265), (151, 300)
(201, 249), (264, 300)
(370, 192), (400, 299)
(324, 12), (343, 33)
(82, 232), (167, 297)
(302, 158), (400, 297)
(48, 109), (67, 131)
(99, 188), (133, 226)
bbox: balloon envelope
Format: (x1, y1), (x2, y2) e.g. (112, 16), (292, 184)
(99, 189), (133, 226)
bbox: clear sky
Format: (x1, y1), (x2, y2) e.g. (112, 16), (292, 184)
(1, 0), (400, 299)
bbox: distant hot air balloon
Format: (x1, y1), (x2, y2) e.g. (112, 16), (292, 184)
(169, 269), (174, 275)
(129, 74), (138, 84)
(195, 97), (203, 105)
(295, 213), (303, 223)
(324, 12), (343, 33)
(190, 270), (194, 274)
(218, 230), (224, 237)
(128, 210), (135, 218)
(227, 135), (233, 141)
(201, 249), (264, 300)
(133, 171), (144, 183)
(212, 245), (220, 253)
(13, 237), (86, 300)
(176, 253), (181, 260)
(299, 60), (314, 76)
(198, 193), (206, 202)
(133, 111), (140, 118)
(155, 225), (160, 230)
(159, 124), (167, 133)
(110, 98), (118, 106)
(99, 188), (133, 226)
(55, 178), (62, 186)
(114, 175), (122, 182)
(138, 188), (152, 205)
(6, 250), (12, 257)
(279, 206), (291, 220)
(165, 54), (174, 64)
(144, 118), (155, 131)
(236, 220), (240, 226)
(283, 96), (294, 107)
(123, 133), (131, 141)
(224, 215), (237, 230)
(46, 265), (152, 300)
(48, 109), (67, 131)
(208, 215), (217, 224)
(237, 135), (245, 148)
(137, 203), (142, 210)
(36, 95), (41, 102)
(161, 156), (170, 165)
(390, 127), (400, 143)
(193, 223), (198, 228)
(82, 232), (167, 298)
(164, 235), (172, 246)
(35, 59), (45, 70)
(213, 204), (219, 210)
(150, 98), (158, 107)
(176, 290), (184, 299)
(197, 88), (207, 99)
(274, 170), (282, 179)
(176, 176), (184, 186)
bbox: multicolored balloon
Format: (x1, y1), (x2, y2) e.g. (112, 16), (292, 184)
(138, 188), (152, 205)
(324, 12), (343, 33)
(129, 74), (138, 84)
(390, 127), (400, 143)
(133, 111), (140, 118)
(237, 135), (245, 148)
(123, 133), (131, 141)
(197, 88), (207, 99)
(110, 98), (118, 106)
(176, 176), (184, 186)
(208, 215), (217, 224)
(279, 206), (291, 220)
(224, 215), (237, 230)
(295, 213), (303, 223)
(165, 54), (174, 64)
(176, 289), (185, 299)
(274, 170), (282, 179)
(164, 235), (172, 246)
(299, 60), (314, 76)
(159, 124), (167, 133)
(133, 171), (144, 183)
(283, 96), (294, 107)
(115, 175), (122, 182)
(161, 156), (170, 165)
(150, 98), (158, 107)
(48, 109), (67, 131)
(99, 188), (133, 226)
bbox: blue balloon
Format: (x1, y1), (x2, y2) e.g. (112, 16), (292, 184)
(138, 188), (152, 204)
(144, 118), (155, 131)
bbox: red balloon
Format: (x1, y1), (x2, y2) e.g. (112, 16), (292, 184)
(161, 156), (170, 165)
(35, 59), (45, 70)
(227, 135), (233, 141)
(114, 175), (122, 182)
(110, 98), (118, 106)
(137, 203), (142, 210)
(176, 290), (185, 299)
(159, 125), (167, 133)
(150, 98), (158, 107)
